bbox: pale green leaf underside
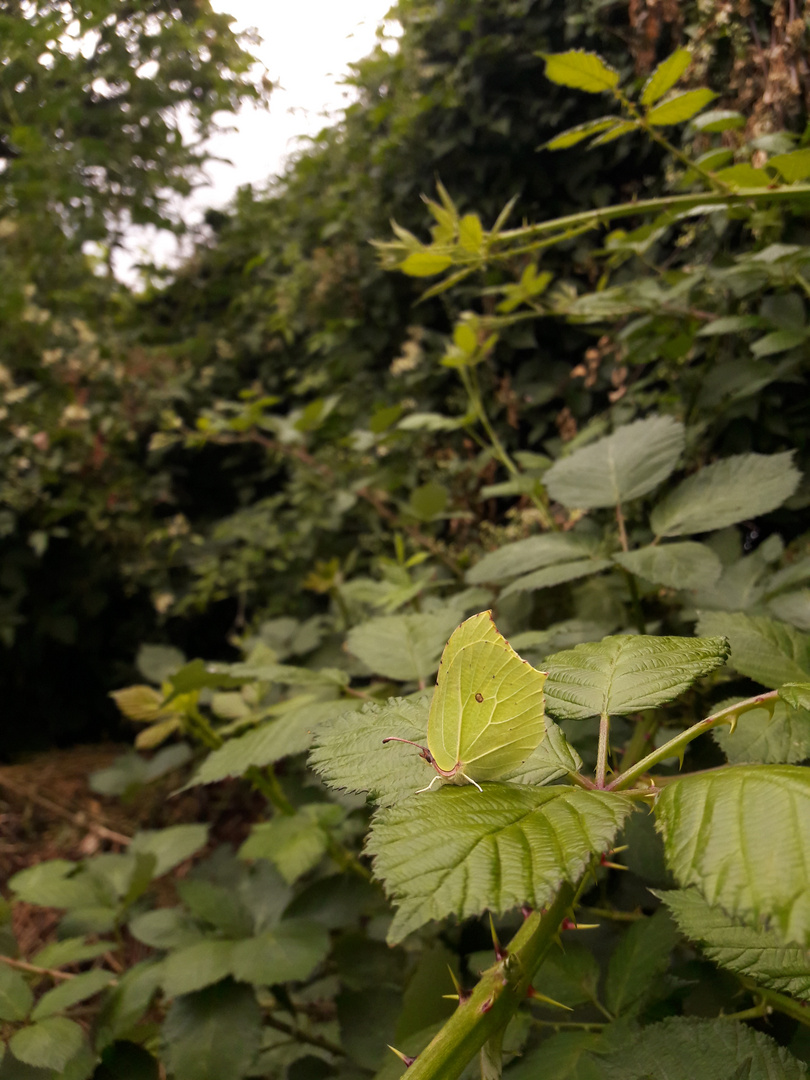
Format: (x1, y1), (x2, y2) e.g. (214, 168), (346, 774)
(657, 888), (810, 1001)
(655, 765), (810, 946)
(713, 696), (810, 764)
(599, 1016), (807, 1080)
(427, 611), (547, 778)
(309, 695), (579, 807)
(696, 611), (810, 688)
(651, 451), (800, 537)
(367, 784), (634, 942)
(613, 541), (722, 591)
(187, 698), (359, 788)
(466, 533), (596, 585)
(544, 416), (685, 509)
(780, 682), (810, 711)
(346, 610), (461, 682)
(544, 634), (729, 720)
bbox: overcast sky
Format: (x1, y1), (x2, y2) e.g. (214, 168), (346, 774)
(120, 0), (397, 281)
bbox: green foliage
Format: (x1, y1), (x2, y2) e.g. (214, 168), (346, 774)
(4, 9), (810, 1080)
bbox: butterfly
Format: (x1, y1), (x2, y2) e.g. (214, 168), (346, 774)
(383, 610), (547, 791)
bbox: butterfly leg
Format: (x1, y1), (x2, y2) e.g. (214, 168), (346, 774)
(459, 772), (483, 792)
(415, 774), (443, 794)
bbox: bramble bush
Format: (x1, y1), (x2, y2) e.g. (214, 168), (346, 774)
(2, 43), (810, 1080)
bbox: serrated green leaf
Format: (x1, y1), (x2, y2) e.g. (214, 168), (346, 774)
(646, 88), (717, 125)
(651, 452), (800, 537)
(544, 635), (729, 721)
(136, 643), (186, 685)
(696, 314), (765, 336)
(176, 879), (253, 939)
(238, 805), (343, 883)
(780, 682), (810, 710)
(162, 981), (262, 1080)
(109, 685), (171, 723)
(599, 1016), (807, 1079)
(604, 908), (678, 1016)
(409, 481), (448, 521)
(696, 612), (810, 688)
(9, 861), (101, 910)
(466, 534), (598, 586)
(129, 825), (209, 877)
(531, 939), (601, 1008)
(545, 117), (621, 150)
(751, 328), (807, 356)
(713, 696), (810, 764)
(368, 785), (634, 942)
(544, 417), (685, 509)
(458, 214), (483, 253)
(186, 699), (356, 788)
(128, 907), (205, 950)
(640, 49), (692, 106)
(161, 941), (235, 998)
(230, 921), (330, 985)
(0, 965), (34, 1021)
(589, 120), (639, 145)
(95, 961), (163, 1046)
(655, 765), (810, 945)
(657, 888), (810, 1000)
(613, 542), (722, 591)
(691, 109), (746, 132)
(31, 969), (113, 1021)
(31, 938), (110, 969)
(347, 610), (461, 682)
(541, 51), (620, 93)
(713, 163), (773, 188)
(768, 148), (810, 183)
(501, 558), (613, 598)
(400, 252), (453, 277)
(9, 1018), (84, 1072)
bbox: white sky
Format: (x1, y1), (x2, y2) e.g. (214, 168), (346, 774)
(118, 0), (397, 281)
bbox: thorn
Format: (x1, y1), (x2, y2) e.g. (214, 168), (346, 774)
(560, 916), (598, 930)
(521, 905), (533, 919)
(480, 995), (494, 1013)
(447, 966), (470, 1005)
(489, 914), (507, 961)
(442, 993), (459, 1001)
(527, 986), (574, 1012)
(600, 852), (627, 871)
(388, 1046), (416, 1068)
(728, 713), (738, 735)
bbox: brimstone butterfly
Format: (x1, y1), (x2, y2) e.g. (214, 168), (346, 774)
(383, 610), (548, 791)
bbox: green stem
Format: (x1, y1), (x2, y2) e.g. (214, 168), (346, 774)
(618, 716), (659, 773)
(739, 981), (810, 1027)
(528, 1018), (607, 1030)
(402, 881), (577, 1080)
(606, 692), (778, 792)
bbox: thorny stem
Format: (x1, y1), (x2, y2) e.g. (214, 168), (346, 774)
(738, 981), (810, 1028)
(607, 691), (779, 792)
(263, 1014), (353, 1061)
(402, 881), (578, 1080)
(615, 504), (629, 553)
(618, 715), (659, 773)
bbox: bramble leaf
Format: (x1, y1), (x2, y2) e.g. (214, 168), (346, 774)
(599, 1016), (807, 1079)
(613, 541), (723, 591)
(651, 452), (800, 537)
(696, 612), (810, 688)
(367, 785), (634, 942)
(501, 557), (614, 597)
(400, 252), (453, 277)
(162, 981), (262, 1080)
(604, 909), (678, 1016)
(654, 765), (810, 945)
(0, 965), (33, 1021)
(544, 635), (729, 720)
(544, 117), (622, 150)
(9, 1017), (85, 1071)
(544, 417), (685, 509)
(347, 610), (462, 682)
(657, 888), (810, 1001)
(129, 825), (209, 878)
(780, 682), (810, 710)
(541, 51), (620, 94)
(238, 805), (344, 883)
(713, 696), (810, 764)
(640, 49), (692, 106)
(646, 88), (717, 125)
(31, 969), (114, 1021)
(466, 534), (598, 585)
